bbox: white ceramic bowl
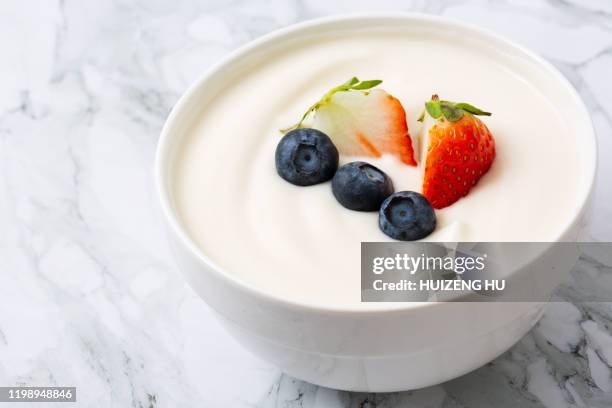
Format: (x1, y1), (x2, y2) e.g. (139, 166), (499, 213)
(156, 13), (596, 391)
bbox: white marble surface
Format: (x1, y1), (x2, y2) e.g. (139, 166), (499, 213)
(1, 0), (612, 406)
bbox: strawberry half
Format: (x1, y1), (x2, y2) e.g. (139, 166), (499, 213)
(283, 77), (416, 166)
(419, 95), (495, 209)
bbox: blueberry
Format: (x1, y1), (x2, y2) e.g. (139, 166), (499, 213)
(332, 162), (394, 211)
(378, 191), (436, 240)
(275, 128), (339, 186)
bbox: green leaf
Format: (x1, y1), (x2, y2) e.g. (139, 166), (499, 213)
(440, 101), (464, 122)
(417, 110), (425, 122)
(342, 77), (360, 86)
(280, 77), (383, 133)
(425, 101), (442, 119)
(455, 102), (491, 116)
(351, 79), (382, 90)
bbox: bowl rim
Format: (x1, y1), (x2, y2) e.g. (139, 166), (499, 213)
(155, 12), (598, 315)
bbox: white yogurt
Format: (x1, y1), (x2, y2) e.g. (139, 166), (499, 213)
(172, 31), (582, 307)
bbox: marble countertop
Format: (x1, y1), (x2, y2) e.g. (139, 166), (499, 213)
(1, 0), (612, 406)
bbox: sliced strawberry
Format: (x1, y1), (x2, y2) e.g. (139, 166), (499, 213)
(283, 77), (416, 166)
(420, 95), (495, 209)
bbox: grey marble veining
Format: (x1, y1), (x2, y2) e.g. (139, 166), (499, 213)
(0, 0), (611, 407)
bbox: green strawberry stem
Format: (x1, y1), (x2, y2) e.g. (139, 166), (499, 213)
(281, 77), (382, 133)
(419, 94), (492, 123)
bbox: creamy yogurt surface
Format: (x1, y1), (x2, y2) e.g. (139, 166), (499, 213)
(171, 30), (582, 307)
